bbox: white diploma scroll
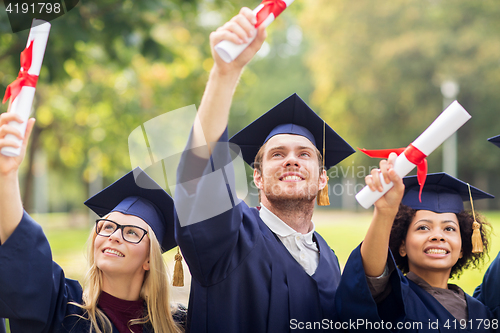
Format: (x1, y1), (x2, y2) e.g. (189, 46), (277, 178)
(214, 0), (294, 63)
(355, 101), (471, 209)
(2, 19), (51, 157)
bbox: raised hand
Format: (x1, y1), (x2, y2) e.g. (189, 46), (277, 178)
(365, 152), (405, 216)
(361, 152), (405, 277)
(0, 113), (35, 176)
(209, 7), (267, 75)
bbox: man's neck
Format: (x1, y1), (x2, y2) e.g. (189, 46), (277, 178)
(261, 198), (314, 234)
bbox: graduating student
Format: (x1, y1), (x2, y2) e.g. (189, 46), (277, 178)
(336, 153), (495, 332)
(174, 7), (355, 333)
(474, 134), (500, 319)
(0, 113), (185, 332)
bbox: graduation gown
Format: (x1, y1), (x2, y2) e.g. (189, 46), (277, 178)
(174, 131), (341, 333)
(335, 245), (494, 332)
(474, 251), (500, 319)
(0, 212), (157, 333)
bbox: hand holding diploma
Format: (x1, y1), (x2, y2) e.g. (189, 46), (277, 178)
(214, 0), (294, 63)
(0, 113), (36, 176)
(2, 19), (51, 157)
(356, 101), (471, 209)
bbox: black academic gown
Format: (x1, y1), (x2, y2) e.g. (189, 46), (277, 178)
(474, 251), (500, 319)
(335, 245), (494, 332)
(0, 212), (155, 333)
(174, 130), (341, 333)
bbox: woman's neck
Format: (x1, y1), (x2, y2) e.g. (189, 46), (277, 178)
(101, 272), (144, 301)
(408, 269), (450, 289)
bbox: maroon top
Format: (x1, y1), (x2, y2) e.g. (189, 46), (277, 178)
(98, 291), (145, 333)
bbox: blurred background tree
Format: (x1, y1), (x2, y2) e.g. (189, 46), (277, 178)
(1, 0), (500, 214)
(302, 0), (500, 208)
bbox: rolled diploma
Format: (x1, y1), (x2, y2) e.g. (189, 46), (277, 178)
(214, 0), (294, 63)
(2, 19), (51, 157)
(355, 100), (471, 209)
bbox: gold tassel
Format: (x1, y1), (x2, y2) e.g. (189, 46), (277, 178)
(317, 121), (330, 206)
(173, 247), (184, 287)
(317, 176), (330, 206)
(472, 221), (483, 253)
(467, 183), (483, 253)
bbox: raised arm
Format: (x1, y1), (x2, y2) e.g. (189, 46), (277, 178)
(360, 153), (405, 277)
(192, 7), (267, 156)
(0, 113), (35, 243)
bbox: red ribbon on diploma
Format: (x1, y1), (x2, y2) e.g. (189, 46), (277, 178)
(3, 40), (39, 104)
(360, 144), (428, 202)
(256, 0), (287, 27)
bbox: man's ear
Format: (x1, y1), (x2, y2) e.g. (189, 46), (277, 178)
(253, 168), (263, 190)
(318, 168), (328, 190)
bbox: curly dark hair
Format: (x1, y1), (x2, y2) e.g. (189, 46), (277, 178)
(389, 204), (491, 279)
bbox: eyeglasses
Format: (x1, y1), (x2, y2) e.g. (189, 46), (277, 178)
(95, 219), (148, 244)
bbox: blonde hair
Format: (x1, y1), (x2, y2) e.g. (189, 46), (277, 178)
(71, 217), (182, 333)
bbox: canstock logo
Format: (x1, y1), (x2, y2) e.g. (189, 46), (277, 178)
(4, 0), (79, 32)
(128, 105), (248, 227)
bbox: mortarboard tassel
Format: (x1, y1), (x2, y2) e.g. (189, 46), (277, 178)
(468, 183), (483, 253)
(173, 247), (184, 287)
(317, 121), (330, 206)
(317, 176), (330, 206)
(472, 222), (483, 253)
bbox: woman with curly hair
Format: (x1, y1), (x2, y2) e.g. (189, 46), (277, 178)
(0, 114), (185, 333)
(335, 153), (496, 332)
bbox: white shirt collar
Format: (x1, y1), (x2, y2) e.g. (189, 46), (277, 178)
(259, 203), (316, 241)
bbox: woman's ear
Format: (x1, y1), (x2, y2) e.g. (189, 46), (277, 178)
(143, 258), (150, 271)
(399, 242), (407, 257)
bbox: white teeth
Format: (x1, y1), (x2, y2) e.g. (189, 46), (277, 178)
(282, 175), (302, 181)
(425, 249), (447, 255)
(104, 249), (124, 257)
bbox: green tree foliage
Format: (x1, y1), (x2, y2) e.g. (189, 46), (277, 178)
(0, 0), (252, 211)
(0, 0), (313, 212)
(302, 0), (500, 206)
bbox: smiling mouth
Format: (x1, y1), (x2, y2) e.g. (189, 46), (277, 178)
(103, 248), (125, 257)
(279, 174), (304, 182)
(425, 248), (449, 255)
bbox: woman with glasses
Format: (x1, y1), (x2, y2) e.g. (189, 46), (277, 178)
(0, 114), (185, 333)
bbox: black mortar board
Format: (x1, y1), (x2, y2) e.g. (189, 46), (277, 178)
(488, 135), (500, 148)
(84, 167), (176, 252)
(402, 172), (494, 214)
(229, 93), (355, 169)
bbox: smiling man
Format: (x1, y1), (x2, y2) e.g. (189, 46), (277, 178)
(174, 7), (354, 333)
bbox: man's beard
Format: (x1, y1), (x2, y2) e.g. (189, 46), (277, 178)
(263, 182), (318, 210)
